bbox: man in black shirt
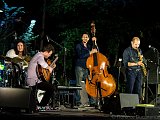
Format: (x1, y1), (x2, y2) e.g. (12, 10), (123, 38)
(75, 32), (97, 107)
(123, 37), (147, 102)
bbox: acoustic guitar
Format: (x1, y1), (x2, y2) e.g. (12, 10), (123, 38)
(37, 56), (58, 82)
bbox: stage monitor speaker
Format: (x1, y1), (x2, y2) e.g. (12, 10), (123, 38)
(136, 106), (159, 116)
(119, 93), (139, 109)
(102, 93), (139, 114)
(0, 87), (32, 111)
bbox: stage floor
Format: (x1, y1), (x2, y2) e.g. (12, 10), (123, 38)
(0, 106), (160, 120)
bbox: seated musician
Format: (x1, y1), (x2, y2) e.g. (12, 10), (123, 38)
(26, 43), (56, 112)
(5, 40), (29, 87)
(6, 39), (30, 68)
(6, 39), (28, 59)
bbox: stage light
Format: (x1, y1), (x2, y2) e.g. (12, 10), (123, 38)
(31, 20), (36, 24)
(0, 63), (4, 70)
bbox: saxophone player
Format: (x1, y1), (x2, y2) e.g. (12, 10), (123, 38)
(123, 37), (147, 103)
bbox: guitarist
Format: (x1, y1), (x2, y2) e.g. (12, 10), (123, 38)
(26, 44), (56, 112)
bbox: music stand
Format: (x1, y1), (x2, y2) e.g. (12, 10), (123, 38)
(117, 58), (122, 92)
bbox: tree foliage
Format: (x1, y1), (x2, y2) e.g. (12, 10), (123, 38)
(1, 0), (160, 84)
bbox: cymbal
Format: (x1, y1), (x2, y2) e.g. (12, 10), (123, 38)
(0, 55), (31, 64)
(24, 56), (31, 62)
(12, 57), (24, 63)
(0, 55), (12, 61)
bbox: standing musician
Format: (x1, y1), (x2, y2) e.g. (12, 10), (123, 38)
(26, 43), (56, 112)
(75, 32), (98, 108)
(123, 37), (147, 103)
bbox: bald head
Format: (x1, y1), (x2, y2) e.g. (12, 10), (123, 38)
(131, 37), (140, 50)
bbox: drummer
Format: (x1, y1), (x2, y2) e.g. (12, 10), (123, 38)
(6, 39), (28, 59)
(6, 39), (30, 68)
(5, 40), (30, 87)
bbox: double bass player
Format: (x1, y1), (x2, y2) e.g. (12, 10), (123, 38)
(75, 32), (98, 108)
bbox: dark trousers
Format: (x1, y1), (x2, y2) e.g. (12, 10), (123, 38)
(125, 68), (143, 98)
(32, 82), (55, 106)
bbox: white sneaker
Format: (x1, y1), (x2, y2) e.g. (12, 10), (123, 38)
(78, 104), (90, 108)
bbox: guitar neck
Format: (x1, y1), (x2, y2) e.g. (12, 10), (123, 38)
(50, 57), (58, 67)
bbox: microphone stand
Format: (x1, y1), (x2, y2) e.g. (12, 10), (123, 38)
(155, 48), (159, 106)
(117, 58), (122, 92)
(47, 36), (69, 86)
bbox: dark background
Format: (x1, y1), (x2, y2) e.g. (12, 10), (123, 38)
(1, 0), (160, 52)
(1, 0), (160, 84)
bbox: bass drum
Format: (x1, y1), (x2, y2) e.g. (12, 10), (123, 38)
(5, 62), (21, 87)
(15, 59), (29, 87)
(21, 65), (28, 87)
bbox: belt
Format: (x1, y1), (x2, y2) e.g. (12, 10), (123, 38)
(135, 69), (141, 71)
(128, 68), (141, 71)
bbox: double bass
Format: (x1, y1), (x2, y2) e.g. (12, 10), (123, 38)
(85, 21), (116, 99)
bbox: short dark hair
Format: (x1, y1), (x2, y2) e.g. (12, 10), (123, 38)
(42, 44), (55, 53)
(81, 32), (90, 38)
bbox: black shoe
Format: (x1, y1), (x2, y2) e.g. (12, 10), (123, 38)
(32, 108), (39, 113)
(37, 102), (46, 107)
(37, 106), (46, 111)
(76, 102), (81, 106)
(90, 103), (96, 107)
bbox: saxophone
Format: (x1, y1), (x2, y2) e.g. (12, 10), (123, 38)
(137, 49), (147, 77)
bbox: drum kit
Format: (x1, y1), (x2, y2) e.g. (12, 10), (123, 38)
(0, 55), (31, 88)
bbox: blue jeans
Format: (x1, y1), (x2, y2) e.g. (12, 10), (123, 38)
(75, 66), (95, 105)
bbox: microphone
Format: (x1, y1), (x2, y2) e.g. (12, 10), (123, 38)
(46, 35), (49, 42)
(149, 45), (156, 51)
(14, 32), (17, 40)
